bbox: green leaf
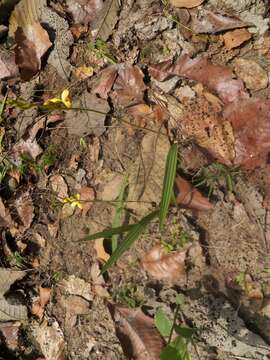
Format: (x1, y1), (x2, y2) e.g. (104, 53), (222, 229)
(155, 309), (173, 337)
(174, 325), (195, 338)
(112, 174), (128, 252)
(159, 345), (181, 360)
(263, 266), (270, 274)
(101, 210), (159, 274)
(0, 93), (8, 123)
(159, 144), (178, 230)
(175, 294), (185, 307)
(79, 223), (135, 242)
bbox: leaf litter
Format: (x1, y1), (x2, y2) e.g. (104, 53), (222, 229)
(1, 0), (270, 358)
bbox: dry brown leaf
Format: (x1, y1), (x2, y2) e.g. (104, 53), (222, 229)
(148, 60), (173, 82)
(190, 8), (248, 34)
(60, 275), (93, 301)
(48, 222), (59, 238)
(94, 65), (118, 99)
(79, 186), (95, 215)
(112, 64), (146, 107)
(109, 304), (165, 360)
(67, 0), (103, 25)
(224, 98), (270, 169)
(0, 50), (19, 80)
(50, 175), (69, 200)
(10, 0), (52, 80)
(175, 175), (214, 211)
(15, 192), (34, 232)
(233, 58), (268, 91)
(170, 0), (205, 8)
(223, 29), (252, 50)
(73, 65), (94, 80)
(94, 238), (110, 262)
(0, 322), (20, 350)
(70, 23), (89, 40)
(0, 198), (18, 236)
(12, 138), (43, 161)
(32, 287), (51, 320)
(142, 244), (186, 281)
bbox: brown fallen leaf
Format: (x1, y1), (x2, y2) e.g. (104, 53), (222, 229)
(94, 238), (110, 262)
(94, 64), (118, 99)
(12, 138), (43, 161)
(79, 186), (95, 215)
(170, 0), (205, 8)
(15, 192), (34, 232)
(190, 8), (248, 34)
(0, 322), (21, 350)
(142, 244), (186, 282)
(108, 304), (165, 360)
(66, 0), (103, 25)
(70, 23), (89, 40)
(0, 50), (19, 80)
(32, 287), (51, 320)
(73, 65), (94, 80)
(0, 198), (18, 236)
(233, 58), (268, 91)
(112, 64), (146, 107)
(175, 175), (214, 211)
(223, 29), (252, 50)
(224, 98), (270, 169)
(150, 55), (248, 104)
(10, 0), (52, 80)
(50, 175), (69, 200)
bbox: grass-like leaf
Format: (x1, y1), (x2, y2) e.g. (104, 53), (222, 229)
(112, 174), (128, 252)
(101, 210), (159, 274)
(0, 93), (8, 123)
(159, 143), (178, 230)
(80, 223), (135, 242)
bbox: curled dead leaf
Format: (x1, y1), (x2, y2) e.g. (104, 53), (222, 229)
(94, 65), (118, 98)
(175, 175), (214, 211)
(32, 287), (51, 320)
(108, 304), (165, 360)
(94, 238), (110, 262)
(142, 244), (187, 282)
(170, 0), (205, 8)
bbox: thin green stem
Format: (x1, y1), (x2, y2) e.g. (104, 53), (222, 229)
(168, 304), (180, 344)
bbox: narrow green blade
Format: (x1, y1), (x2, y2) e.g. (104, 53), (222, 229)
(159, 144), (178, 230)
(0, 93), (8, 123)
(101, 210), (159, 274)
(79, 223), (135, 242)
(112, 174), (128, 252)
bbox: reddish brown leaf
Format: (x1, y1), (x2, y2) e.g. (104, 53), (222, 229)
(175, 175), (214, 211)
(94, 65), (118, 99)
(148, 60), (173, 82)
(233, 58), (268, 91)
(0, 50), (19, 80)
(108, 304), (165, 360)
(170, 0), (205, 8)
(15, 192), (34, 232)
(79, 186), (95, 215)
(190, 8), (248, 34)
(224, 99), (270, 169)
(142, 244), (187, 281)
(67, 0), (103, 25)
(223, 29), (252, 50)
(32, 287), (51, 320)
(112, 64), (146, 107)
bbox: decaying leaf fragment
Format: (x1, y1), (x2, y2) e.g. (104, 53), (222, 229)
(10, 0), (52, 80)
(142, 244), (186, 281)
(224, 98), (270, 169)
(94, 64), (118, 99)
(66, 0), (103, 25)
(233, 58), (268, 91)
(109, 304), (165, 360)
(223, 29), (252, 50)
(169, 0), (205, 8)
(175, 175), (213, 211)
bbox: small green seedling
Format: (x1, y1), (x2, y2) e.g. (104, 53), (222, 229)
(88, 39), (117, 64)
(154, 295), (195, 360)
(117, 285), (144, 308)
(194, 162), (240, 196)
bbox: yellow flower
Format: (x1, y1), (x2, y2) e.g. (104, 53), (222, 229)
(63, 194), (82, 209)
(43, 89), (72, 109)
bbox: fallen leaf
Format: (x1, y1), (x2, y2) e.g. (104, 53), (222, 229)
(10, 0), (52, 80)
(190, 8), (248, 34)
(224, 98), (270, 169)
(94, 238), (110, 262)
(61, 295), (89, 328)
(50, 175), (69, 201)
(73, 65), (94, 80)
(170, 0), (205, 8)
(0, 268), (27, 321)
(48, 222), (59, 238)
(108, 304), (165, 360)
(127, 129), (170, 215)
(142, 244), (186, 281)
(233, 58), (268, 91)
(175, 175), (214, 211)
(15, 192), (34, 232)
(70, 23), (89, 40)
(66, 0), (103, 25)
(94, 65), (118, 99)
(60, 275), (93, 302)
(32, 287), (51, 320)
(223, 29), (252, 50)
(12, 138), (43, 161)
(79, 186), (95, 215)
(112, 64), (146, 107)
(0, 50), (19, 80)
(0, 322), (21, 350)
(91, 0), (120, 41)
(0, 197), (18, 235)
(127, 104), (154, 127)
(31, 319), (65, 360)
(90, 262), (109, 298)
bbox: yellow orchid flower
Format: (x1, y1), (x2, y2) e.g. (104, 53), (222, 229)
(43, 89), (72, 109)
(63, 194), (83, 209)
